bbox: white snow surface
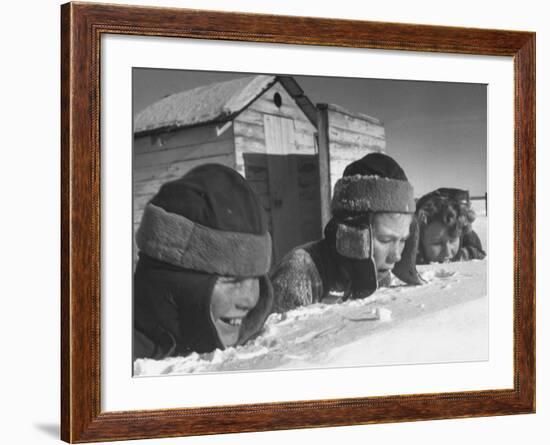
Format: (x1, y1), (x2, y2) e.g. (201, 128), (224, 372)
(134, 216), (488, 377)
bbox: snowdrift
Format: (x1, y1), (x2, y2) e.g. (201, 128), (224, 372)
(134, 215), (488, 377)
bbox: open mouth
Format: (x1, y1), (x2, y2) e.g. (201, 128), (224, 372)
(219, 317), (243, 327)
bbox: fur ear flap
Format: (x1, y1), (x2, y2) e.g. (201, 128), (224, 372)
(335, 223), (372, 259)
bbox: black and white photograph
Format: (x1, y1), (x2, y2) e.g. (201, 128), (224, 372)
(132, 68), (488, 376)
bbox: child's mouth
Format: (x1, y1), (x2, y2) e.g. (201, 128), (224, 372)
(220, 317), (243, 327)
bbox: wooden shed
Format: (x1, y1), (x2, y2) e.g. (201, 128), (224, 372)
(134, 75), (387, 264)
(134, 75), (321, 263)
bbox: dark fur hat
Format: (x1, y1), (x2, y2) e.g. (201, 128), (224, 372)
(330, 153), (423, 286)
(332, 153), (415, 215)
(136, 164), (272, 277)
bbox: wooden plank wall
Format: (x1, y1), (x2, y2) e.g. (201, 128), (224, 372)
(325, 104), (386, 193)
(234, 82), (317, 173)
(133, 123), (235, 256)
(234, 82), (321, 261)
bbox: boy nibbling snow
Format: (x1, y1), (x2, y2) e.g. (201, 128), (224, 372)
(133, 164), (274, 360)
(270, 153), (423, 313)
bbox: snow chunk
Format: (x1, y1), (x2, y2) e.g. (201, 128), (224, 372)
(376, 307), (392, 322)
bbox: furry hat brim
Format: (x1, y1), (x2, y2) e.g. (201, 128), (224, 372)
(332, 175), (415, 214)
(136, 204), (272, 277)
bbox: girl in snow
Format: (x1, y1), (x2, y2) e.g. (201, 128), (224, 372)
(133, 164), (274, 360)
(416, 188), (486, 264)
(270, 153), (424, 313)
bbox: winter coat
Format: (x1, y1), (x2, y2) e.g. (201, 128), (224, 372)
(270, 219), (388, 313)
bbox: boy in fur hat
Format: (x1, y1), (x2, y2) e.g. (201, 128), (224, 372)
(416, 188), (486, 264)
(271, 153), (423, 313)
(133, 164), (274, 360)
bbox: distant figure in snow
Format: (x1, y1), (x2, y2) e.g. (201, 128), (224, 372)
(133, 164), (273, 360)
(416, 187), (486, 264)
(270, 153), (424, 313)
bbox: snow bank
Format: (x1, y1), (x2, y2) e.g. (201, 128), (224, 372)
(134, 208), (488, 377)
(135, 259), (488, 376)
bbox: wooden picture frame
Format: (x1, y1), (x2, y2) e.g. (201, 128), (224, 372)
(61, 2), (535, 442)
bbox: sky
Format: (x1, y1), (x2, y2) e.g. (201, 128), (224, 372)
(133, 68), (487, 198)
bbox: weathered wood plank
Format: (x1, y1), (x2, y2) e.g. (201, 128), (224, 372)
(329, 126), (386, 149)
(234, 135), (266, 153)
(233, 120), (265, 141)
(301, 221), (322, 241)
(247, 180), (269, 196)
(134, 138), (235, 168)
(236, 108), (314, 133)
(328, 108), (385, 139)
(317, 106), (332, 229)
(134, 153), (235, 184)
(244, 168), (268, 182)
(263, 116), (304, 262)
(134, 136), (151, 154)
(330, 140), (385, 156)
(242, 153), (269, 185)
(299, 187), (321, 202)
(264, 114), (296, 155)
(134, 122), (234, 154)
(234, 120), (315, 153)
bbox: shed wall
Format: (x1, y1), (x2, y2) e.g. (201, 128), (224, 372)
(326, 106), (386, 193)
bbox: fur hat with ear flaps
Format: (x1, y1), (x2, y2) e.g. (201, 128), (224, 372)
(133, 164), (274, 360)
(330, 152), (423, 287)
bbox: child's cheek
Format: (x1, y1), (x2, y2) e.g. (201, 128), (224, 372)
(427, 245), (442, 261)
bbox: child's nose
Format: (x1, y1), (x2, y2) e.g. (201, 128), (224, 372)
(441, 242), (452, 260)
(387, 243), (402, 264)
(234, 279), (259, 310)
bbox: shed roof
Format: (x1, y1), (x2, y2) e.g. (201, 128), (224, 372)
(134, 75), (317, 135)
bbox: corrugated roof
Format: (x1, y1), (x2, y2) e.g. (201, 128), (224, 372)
(134, 75), (317, 135)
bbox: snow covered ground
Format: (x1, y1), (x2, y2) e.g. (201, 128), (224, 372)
(134, 214), (488, 377)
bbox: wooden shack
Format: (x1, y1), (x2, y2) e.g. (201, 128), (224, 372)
(134, 75), (321, 263)
(134, 75), (387, 265)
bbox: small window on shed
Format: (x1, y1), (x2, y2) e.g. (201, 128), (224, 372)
(273, 92), (282, 108)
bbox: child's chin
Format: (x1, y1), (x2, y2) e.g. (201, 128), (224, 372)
(215, 324), (240, 348)
(221, 336), (239, 348)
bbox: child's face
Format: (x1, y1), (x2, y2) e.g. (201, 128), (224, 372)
(210, 277), (260, 347)
(372, 213), (412, 281)
(421, 221), (460, 262)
